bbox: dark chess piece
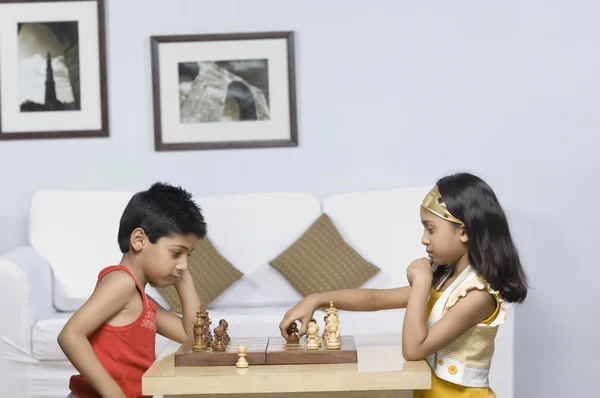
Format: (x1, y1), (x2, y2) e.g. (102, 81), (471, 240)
(197, 304), (211, 341)
(219, 319), (230, 345)
(212, 326), (226, 351)
(192, 312), (207, 352)
(286, 321), (300, 345)
(201, 310), (213, 346)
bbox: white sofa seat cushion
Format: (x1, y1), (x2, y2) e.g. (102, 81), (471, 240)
(33, 308), (406, 361)
(31, 312), (170, 361)
(32, 312), (71, 361)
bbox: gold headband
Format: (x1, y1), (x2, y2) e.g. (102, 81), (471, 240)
(421, 186), (464, 226)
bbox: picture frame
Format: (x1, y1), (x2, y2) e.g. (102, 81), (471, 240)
(0, 0), (109, 141)
(150, 31), (298, 151)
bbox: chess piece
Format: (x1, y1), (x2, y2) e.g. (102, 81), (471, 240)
(305, 323), (320, 350)
(197, 304), (212, 347)
(308, 319), (321, 348)
(192, 312), (208, 352)
(325, 312), (341, 350)
(219, 319), (230, 345)
(324, 301), (339, 345)
(212, 326), (226, 351)
(322, 315), (329, 342)
(286, 321), (300, 347)
(199, 306), (213, 347)
(326, 301), (338, 317)
(236, 345), (249, 368)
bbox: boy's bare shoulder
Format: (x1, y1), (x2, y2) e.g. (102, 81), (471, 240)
(94, 269), (138, 299)
(62, 270), (140, 335)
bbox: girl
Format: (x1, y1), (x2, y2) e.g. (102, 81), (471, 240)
(278, 172), (528, 398)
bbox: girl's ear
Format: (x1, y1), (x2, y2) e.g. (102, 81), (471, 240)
(130, 228), (146, 252)
(459, 226), (469, 243)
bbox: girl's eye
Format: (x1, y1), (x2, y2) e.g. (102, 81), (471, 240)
(427, 228), (434, 234)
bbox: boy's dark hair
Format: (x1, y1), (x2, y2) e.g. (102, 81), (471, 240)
(432, 172), (528, 303)
(117, 182), (207, 253)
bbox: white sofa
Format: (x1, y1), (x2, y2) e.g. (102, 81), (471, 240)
(0, 187), (514, 398)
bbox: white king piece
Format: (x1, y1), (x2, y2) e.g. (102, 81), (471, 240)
(324, 301), (341, 350)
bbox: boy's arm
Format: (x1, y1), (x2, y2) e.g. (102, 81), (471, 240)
(57, 271), (137, 398)
(279, 286), (411, 338)
(152, 270), (200, 343)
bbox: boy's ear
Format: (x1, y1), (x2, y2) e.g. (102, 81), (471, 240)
(130, 228), (146, 252)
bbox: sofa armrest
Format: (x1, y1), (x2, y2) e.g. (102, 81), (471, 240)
(0, 245), (54, 355)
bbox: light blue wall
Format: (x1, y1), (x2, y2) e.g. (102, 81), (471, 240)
(0, 1), (597, 395)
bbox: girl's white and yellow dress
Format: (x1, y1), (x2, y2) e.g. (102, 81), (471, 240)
(414, 265), (506, 398)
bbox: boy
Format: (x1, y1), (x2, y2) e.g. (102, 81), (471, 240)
(58, 182), (207, 398)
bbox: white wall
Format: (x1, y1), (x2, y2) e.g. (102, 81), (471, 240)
(0, 0), (597, 396)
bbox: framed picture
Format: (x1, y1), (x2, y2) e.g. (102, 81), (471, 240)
(0, 0), (109, 140)
(151, 31), (298, 151)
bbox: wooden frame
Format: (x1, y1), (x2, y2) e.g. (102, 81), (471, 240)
(150, 31), (298, 151)
(0, 0), (109, 140)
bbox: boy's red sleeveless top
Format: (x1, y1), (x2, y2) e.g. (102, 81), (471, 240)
(69, 265), (157, 398)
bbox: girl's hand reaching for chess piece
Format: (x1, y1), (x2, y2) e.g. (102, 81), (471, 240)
(279, 296), (317, 339)
(279, 284), (413, 339)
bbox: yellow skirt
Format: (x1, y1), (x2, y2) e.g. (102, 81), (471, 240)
(413, 372), (496, 398)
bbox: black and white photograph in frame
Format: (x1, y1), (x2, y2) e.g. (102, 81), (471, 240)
(0, 0), (108, 140)
(18, 21), (81, 112)
(178, 59), (270, 124)
(151, 31), (298, 151)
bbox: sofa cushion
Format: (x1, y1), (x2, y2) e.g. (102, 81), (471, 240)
(156, 237), (243, 311)
(269, 213), (381, 297)
(322, 186), (433, 288)
(31, 313), (171, 361)
(191, 193), (322, 308)
(30, 190), (134, 312)
(29, 190), (321, 312)
(152, 306), (408, 338)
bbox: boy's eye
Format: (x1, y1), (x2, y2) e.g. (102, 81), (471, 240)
(187, 252), (192, 257)
(172, 251), (181, 257)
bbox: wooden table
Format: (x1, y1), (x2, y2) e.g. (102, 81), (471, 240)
(142, 334), (431, 397)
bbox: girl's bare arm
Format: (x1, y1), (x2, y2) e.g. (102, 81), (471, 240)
(279, 286), (411, 337)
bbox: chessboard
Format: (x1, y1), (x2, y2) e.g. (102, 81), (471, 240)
(174, 336), (357, 367)
(174, 337), (268, 367)
(266, 335), (357, 365)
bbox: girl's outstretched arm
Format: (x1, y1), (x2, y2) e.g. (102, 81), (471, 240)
(279, 286), (411, 338)
(402, 259), (496, 360)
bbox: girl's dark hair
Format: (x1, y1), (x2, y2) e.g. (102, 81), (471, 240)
(432, 172), (528, 303)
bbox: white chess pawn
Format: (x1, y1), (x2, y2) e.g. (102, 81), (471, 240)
(236, 345), (249, 368)
(305, 324), (320, 350)
(307, 320), (322, 348)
